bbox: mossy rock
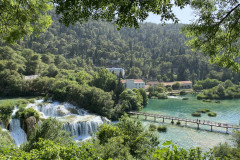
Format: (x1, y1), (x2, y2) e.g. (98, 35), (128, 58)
(208, 112), (217, 117)
(16, 107), (40, 122)
(149, 124), (157, 131)
(176, 121), (181, 125)
(182, 98), (189, 100)
(157, 126), (167, 132)
(67, 108), (79, 114)
(28, 99), (35, 103)
(197, 109), (210, 113)
(215, 100), (221, 103)
(192, 112), (201, 117)
(151, 96), (158, 99)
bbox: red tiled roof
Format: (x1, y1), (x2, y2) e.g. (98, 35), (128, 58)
(121, 80), (126, 83)
(134, 79), (144, 83)
(146, 81), (160, 85)
(163, 81), (192, 86)
(121, 79), (144, 83)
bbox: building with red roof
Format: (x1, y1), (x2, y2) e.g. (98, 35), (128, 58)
(121, 79), (145, 89)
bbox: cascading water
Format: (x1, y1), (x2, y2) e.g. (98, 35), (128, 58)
(9, 119), (27, 147)
(27, 100), (105, 141)
(8, 107), (28, 147)
(7, 100), (106, 146)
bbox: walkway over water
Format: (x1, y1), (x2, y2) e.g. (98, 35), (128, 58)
(128, 111), (240, 133)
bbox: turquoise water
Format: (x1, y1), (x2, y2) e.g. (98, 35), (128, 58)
(140, 94), (240, 151)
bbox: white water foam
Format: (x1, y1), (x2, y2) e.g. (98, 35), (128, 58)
(27, 100), (104, 141)
(8, 99), (106, 146)
(9, 119), (27, 147)
(168, 96), (183, 99)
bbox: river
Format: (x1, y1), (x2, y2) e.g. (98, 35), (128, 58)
(139, 94), (240, 151)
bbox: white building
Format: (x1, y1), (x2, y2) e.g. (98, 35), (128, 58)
(25, 75), (39, 80)
(121, 79), (145, 89)
(106, 67), (125, 78)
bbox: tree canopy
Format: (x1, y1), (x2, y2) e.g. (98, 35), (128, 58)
(1, 0), (240, 70)
(0, 0), (52, 43)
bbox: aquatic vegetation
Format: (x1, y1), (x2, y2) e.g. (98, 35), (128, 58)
(192, 112), (201, 117)
(196, 109), (210, 113)
(157, 126), (167, 132)
(208, 112), (217, 117)
(149, 124), (157, 131)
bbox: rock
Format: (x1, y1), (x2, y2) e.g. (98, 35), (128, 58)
(25, 116), (37, 137)
(57, 105), (70, 116)
(67, 108), (79, 114)
(101, 117), (111, 123)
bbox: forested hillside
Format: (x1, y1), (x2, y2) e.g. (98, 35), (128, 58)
(1, 11), (239, 83)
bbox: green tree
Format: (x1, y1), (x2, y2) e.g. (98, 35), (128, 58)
(183, 0), (240, 71)
(92, 68), (117, 92)
(22, 118), (72, 152)
(128, 67), (142, 79)
(172, 82), (180, 90)
(0, 0), (52, 43)
(76, 71), (93, 85)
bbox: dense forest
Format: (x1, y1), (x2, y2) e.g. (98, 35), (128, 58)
(1, 7), (240, 159)
(1, 11), (240, 83)
(1, 10), (240, 119)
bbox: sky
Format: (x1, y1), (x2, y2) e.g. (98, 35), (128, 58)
(144, 5), (196, 24)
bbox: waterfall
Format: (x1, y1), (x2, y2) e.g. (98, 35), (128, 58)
(28, 100), (105, 141)
(9, 119), (27, 147)
(0, 122), (4, 129)
(7, 99), (107, 146)
(63, 116), (103, 140)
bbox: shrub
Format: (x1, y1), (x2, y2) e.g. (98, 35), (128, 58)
(167, 87), (172, 91)
(157, 126), (167, 132)
(171, 120), (174, 124)
(192, 112), (201, 117)
(197, 94), (207, 100)
(208, 112), (217, 117)
(149, 124), (157, 131)
(176, 121), (181, 125)
(180, 90), (187, 95)
(172, 82), (180, 90)
(156, 93), (168, 99)
(21, 118), (72, 152)
(28, 99), (35, 103)
(16, 107), (40, 122)
(0, 126), (14, 149)
(0, 101), (15, 127)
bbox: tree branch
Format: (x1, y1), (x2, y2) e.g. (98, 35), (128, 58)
(216, 3), (240, 26)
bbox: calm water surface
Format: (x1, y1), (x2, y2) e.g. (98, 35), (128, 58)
(140, 94), (240, 151)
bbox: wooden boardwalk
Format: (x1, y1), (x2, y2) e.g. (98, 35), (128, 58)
(128, 111), (240, 133)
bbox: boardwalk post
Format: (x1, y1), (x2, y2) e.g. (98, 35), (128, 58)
(128, 111), (239, 134)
